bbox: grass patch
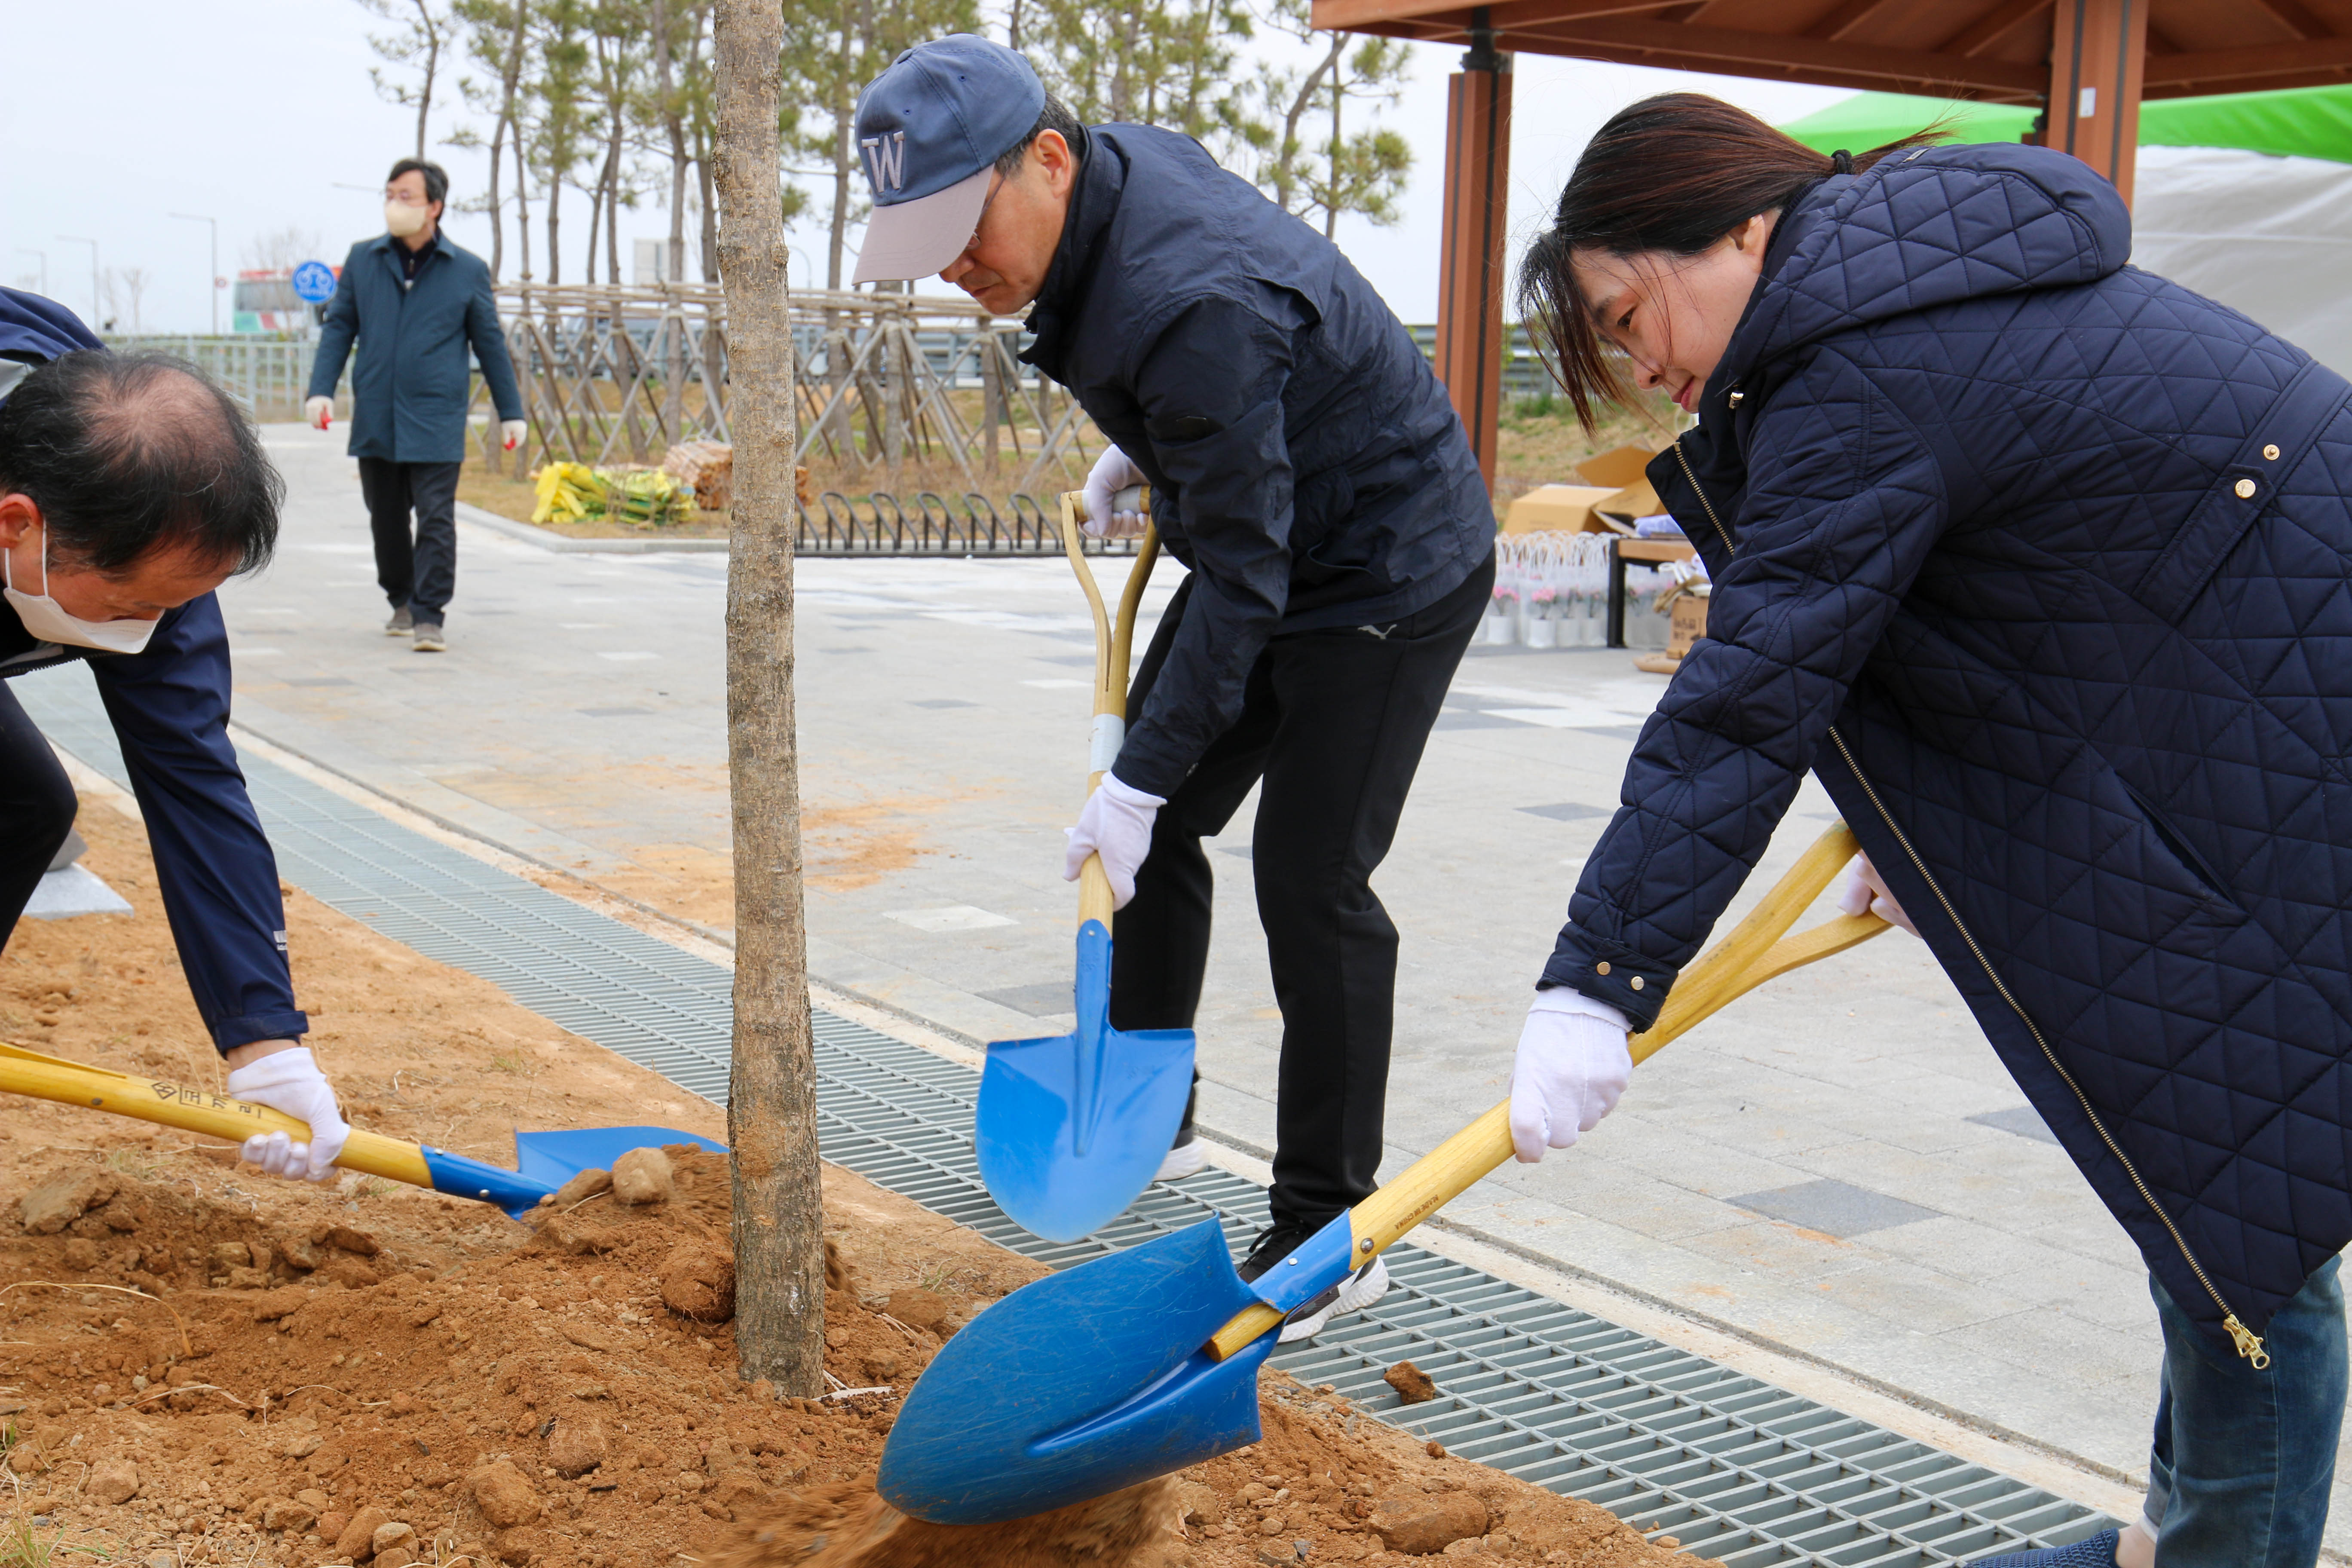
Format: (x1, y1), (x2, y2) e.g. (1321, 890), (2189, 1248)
(0, 1510), (61, 1568)
(486, 1052), (531, 1075)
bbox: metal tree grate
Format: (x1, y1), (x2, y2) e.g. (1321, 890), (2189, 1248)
(19, 668), (2114, 1566)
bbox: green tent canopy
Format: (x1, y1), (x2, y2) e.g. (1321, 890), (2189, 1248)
(1781, 85), (2352, 167)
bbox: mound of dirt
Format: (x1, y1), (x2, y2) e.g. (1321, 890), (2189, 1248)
(0, 789), (1705, 1568)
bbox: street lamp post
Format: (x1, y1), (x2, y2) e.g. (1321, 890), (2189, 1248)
(56, 236), (98, 328)
(11, 250), (45, 297)
(169, 213), (220, 336)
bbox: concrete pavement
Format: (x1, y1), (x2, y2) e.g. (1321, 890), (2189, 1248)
(197, 424), (2349, 1552)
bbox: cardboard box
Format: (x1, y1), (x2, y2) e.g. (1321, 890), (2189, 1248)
(1597, 477), (1663, 528)
(1573, 443), (1660, 491)
(1667, 588), (1709, 658)
(1503, 484), (1619, 534)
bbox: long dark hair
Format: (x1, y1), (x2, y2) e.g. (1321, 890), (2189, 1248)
(1518, 93), (1945, 431)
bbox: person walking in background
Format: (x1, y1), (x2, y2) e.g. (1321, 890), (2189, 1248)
(305, 158), (524, 655)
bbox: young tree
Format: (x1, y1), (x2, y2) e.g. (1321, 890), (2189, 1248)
(1243, 0), (1412, 234)
(357, 0), (455, 159)
(242, 227), (327, 272)
(100, 267), (151, 335)
(531, 0), (595, 285)
(779, 0), (978, 291)
(1026, 0), (1253, 140)
(449, 0), (534, 279)
(710, 0), (825, 1399)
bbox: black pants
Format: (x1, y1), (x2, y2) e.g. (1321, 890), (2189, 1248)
(358, 458), (462, 621)
(0, 684), (79, 952)
(1110, 551), (1494, 1231)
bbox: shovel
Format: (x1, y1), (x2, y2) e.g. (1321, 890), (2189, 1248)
(0, 1038), (723, 1217)
(973, 486), (1197, 1244)
(883, 822), (1889, 1524)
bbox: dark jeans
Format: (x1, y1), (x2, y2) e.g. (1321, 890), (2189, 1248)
(358, 458), (462, 621)
(0, 683), (78, 951)
(1110, 551), (1494, 1230)
(2143, 1257), (2345, 1566)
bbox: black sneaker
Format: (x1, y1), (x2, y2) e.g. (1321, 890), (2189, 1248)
(385, 605), (413, 636)
(1968, 1532), (2119, 1567)
(1237, 1221), (1389, 1344)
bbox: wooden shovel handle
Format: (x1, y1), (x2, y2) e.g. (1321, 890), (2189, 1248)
(1207, 823), (1888, 1358)
(0, 1038), (433, 1187)
(1057, 486), (1158, 929)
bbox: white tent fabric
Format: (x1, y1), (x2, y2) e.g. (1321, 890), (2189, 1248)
(2130, 145), (2352, 378)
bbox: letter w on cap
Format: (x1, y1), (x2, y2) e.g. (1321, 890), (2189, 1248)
(861, 131), (908, 193)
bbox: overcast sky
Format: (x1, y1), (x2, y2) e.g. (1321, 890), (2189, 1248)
(0, 2), (1850, 334)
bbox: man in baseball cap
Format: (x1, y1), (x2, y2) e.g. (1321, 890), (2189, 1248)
(853, 37), (1499, 1346)
(850, 34), (1046, 286)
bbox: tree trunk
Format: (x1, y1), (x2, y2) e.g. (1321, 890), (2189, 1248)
(486, 0), (530, 283)
(511, 112), (535, 280)
(414, 0), (441, 159)
(584, 166), (606, 285)
(712, 0), (824, 1399)
(547, 172), (564, 286)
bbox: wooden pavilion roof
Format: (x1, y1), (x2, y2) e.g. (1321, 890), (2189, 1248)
(1312, 0), (2352, 101)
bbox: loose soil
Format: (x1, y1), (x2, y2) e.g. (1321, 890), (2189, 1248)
(1, 794), (1704, 1568)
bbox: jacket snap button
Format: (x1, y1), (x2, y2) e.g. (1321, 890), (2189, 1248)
(1595, 961), (1611, 976)
(1727, 391), (1744, 407)
(1630, 977), (1645, 991)
(2235, 478), (2258, 499)
(2263, 444), (2282, 461)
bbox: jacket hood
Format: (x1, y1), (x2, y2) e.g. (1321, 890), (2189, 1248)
(1721, 143), (2132, 389)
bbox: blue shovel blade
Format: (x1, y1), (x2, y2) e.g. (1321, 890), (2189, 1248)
(878, 1218), (1277, 1525)
(976, 921), (1195, 1243)
(416, 1127), (729, 1219)
(514, 1127), (728, 1186)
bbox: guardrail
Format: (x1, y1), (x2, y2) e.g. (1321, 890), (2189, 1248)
(799, 491), (1143, 557)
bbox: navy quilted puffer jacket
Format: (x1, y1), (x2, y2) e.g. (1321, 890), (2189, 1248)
(1544, 142), (2352, 1357)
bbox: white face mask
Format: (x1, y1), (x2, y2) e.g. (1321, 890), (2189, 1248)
(386, 200), (429, 239)
(3, 528), (160, 655)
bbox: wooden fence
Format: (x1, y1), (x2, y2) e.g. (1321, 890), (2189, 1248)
(469, 282), (1100, 496)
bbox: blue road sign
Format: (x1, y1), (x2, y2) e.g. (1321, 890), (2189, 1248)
(290, 261), (337, 303)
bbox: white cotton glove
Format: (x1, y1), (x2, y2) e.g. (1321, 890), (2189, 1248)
(1835, 851), (1918, 936)
(225, 1046), (350, 1182)
(1063, 773), (1165, 909)
(501, 419), (527, 452)
(1509, 990), (1633, 1163)
(305, 396), (334, 432)
(1081, 444), (1149, 539)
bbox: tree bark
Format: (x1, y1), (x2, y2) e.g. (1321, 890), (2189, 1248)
(712, 0), (824, 1398)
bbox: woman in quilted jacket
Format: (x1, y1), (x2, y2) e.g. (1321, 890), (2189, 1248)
(1507, 94), (2352, 1568)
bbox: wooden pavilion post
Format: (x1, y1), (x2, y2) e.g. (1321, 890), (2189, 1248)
(2044, 0), (2150, 204)
(1433, 8), (1512, 489)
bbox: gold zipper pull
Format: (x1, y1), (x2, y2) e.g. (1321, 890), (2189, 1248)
(2224, 1315), (2271, 1369)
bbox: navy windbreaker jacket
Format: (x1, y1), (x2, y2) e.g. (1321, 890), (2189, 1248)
(306, 232), (522, 465)
(1544, 143), (2352, 1353)
(1020, 125), (1494, 796)
(1, 288), (307, 1054)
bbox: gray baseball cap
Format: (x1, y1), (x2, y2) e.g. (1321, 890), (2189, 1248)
(851, 35), (1048, 285)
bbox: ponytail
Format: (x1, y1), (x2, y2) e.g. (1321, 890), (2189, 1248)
(1516, 92), (1945, 432)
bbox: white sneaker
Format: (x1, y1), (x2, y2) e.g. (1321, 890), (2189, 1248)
(1277, 1256), (1389, 1343)
(1155, 1129), (1206, 1182)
